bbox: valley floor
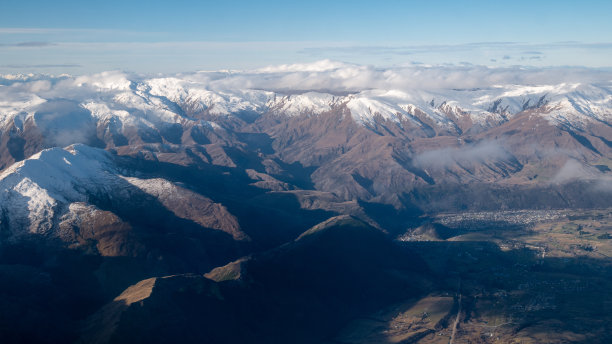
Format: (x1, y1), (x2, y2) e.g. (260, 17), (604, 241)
(335, 208), (612, 344)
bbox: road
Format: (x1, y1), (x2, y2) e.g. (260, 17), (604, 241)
(449, 280), (462, 344)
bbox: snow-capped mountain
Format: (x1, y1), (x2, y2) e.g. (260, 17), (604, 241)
(0, 64), (611, 235)
(0, 63), (612, 344)
(2, 69), (611, 143)
(0, 145), (115, 235)
(0, 144), (247, 248)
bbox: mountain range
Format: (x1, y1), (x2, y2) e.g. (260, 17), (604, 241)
(0, 64), (611, 343)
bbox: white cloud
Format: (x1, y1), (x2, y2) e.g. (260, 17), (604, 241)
(254, 59), (350, 73)
(72, 71), (132, 91)
(413, 141), (511, 169)
(187, 62), (612, 93)
(4, 61), (612, 98)
(552, 159), (603, 183)
(550, 159), (612, 192)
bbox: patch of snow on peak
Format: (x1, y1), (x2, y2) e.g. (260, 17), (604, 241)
(83, 101), (132, 121)
(200, 89), (272, 116)
(9, 177), (57, 234)
(199, 120), (222, 130)
(2, 145), (113, 202)
(146, 77), (272, 116)
(269, 92), (337, 116)
(346, 90), (445, 126)
(145, 77), (189, 101)
(0, 94), (46, 128)
(0, 145), (117, 236)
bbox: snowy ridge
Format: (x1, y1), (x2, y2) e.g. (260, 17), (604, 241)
(0, 144), (114, 199)
(267, 92), (338, 116)
(146, 77), (272, 116)
(0, 144), (115, 235)
(1, 68), (611, 138)
(0, 93), (46, 128)
(0, 143), (244, 240)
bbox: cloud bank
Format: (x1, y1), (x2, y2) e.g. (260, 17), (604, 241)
(184, 60), (612, 92)
(2, 61), (612, 97)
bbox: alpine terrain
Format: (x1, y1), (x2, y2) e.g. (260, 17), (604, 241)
(1, 63), (611, 343)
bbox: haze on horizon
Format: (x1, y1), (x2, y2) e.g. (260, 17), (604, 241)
(1, 0), (612, 74)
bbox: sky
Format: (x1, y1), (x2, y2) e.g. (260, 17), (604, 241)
(1, 0), (612, 74)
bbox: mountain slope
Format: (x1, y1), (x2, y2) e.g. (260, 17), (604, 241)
(80, 216), (431, 344)
(0, 65), (611, 343)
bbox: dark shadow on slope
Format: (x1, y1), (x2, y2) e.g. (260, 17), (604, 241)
(137, 126), (163, 143)
(115, 155), (335, 251)
(112, 221), (612, 343)
(96, 217), (433, 344)
(0, 238), (105, 344)
(159, 123), (183, 144)
(7, 135), (26, 161)
(359, 199), (424, 236)
(189, 126), (212, 144)
(223, 146), (267, 171)
(105, 117), (129, 147)
(0, 192), (31, 238)
(235, 132), (274, 154)
(233, 110), (261, 124)
(269, 158), (319, 190)
(86, 175), (246, 275)
(351, 173), (374, 193)
(564, 128), (601, 155)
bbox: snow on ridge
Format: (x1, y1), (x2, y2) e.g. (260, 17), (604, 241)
(0, 65), (611, 135)
(195, 120), (222, 131)
(268, 92), (338, 116)
(200, 89), (272, 116)
(83, 101), (132, 121)
(8, 177), (57, 234)
(0, 144), (116, 235)
(145, 77), (273, 116)
(0, 94), (46, 128)
(112, 90), (183, 124)
(346, 93), (407, 125)
(110, 79), (612, 127)
(0, 144), (114, 198)
(0, 143), (241, 238)
(146, 77), (190, 101)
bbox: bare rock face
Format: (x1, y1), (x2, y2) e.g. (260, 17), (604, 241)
(58, 202), (136, 257)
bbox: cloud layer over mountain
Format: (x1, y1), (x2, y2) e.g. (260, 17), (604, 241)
(3, 61), (612, 96)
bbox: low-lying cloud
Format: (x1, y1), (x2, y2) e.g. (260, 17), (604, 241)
(552, 159), (611, 184)
(549, 159), (612, 194)
(413, 141), (511, 169)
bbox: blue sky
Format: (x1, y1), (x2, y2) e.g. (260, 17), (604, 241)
(1, 0), (612, 74)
